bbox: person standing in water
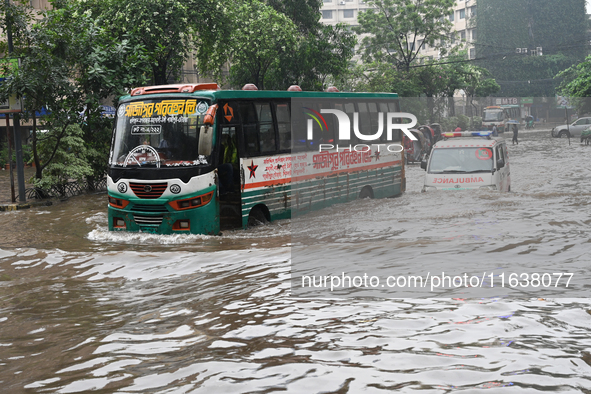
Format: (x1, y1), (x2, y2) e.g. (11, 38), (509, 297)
(512, 125), (519, 145)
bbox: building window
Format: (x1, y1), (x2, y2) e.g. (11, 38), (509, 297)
(324, 0), (332, 2)
(471, 29), (477, 41)
(470, 6), (476, 16)
(417, 40), (423, 50)
(343, 9), (354, 18)
(459, 9), (465, 19)
(469, 48), (475, 59)
(460, 30), (466, 41)
(449, 12), (454, 22)
(322, 10), (333, 19)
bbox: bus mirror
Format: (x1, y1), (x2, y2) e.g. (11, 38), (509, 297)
(199, 125), (213, 156)
(420, 160), (427, 170)
(496, 158), (505, 170)
(203, 104), (217, 125)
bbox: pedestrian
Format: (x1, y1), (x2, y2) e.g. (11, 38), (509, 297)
(454, 125), (462, 132)
(492, 124), (498, 137)
(512, 125), (518, 145)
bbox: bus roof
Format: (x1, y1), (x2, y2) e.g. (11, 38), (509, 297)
(118, 86), (399, 103)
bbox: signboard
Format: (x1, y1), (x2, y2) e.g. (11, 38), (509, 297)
(556, 95), (573, 109)
(100, 105), (116, 118)
(495, 97), (519, 105)
(0, 58), (22, 113)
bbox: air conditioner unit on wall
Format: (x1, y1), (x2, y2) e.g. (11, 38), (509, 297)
(516, 48), (522, 53)
(339, 1), (346, 4)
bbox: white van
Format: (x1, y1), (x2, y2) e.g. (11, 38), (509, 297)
(421, 131), (511, 192)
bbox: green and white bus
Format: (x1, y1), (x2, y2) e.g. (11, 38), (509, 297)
(107, 83), (405, 234)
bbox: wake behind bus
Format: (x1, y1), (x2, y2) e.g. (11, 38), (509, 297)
(107, 83), (406, 235)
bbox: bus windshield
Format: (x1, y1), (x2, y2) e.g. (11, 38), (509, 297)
(428, 147), (494, 173)
(483, 109), (503, 122)
(110, 98), (211, 167)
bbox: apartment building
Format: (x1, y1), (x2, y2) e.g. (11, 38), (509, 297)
(320, 0), (478, 61)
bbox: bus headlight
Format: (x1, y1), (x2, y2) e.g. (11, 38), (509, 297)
(480, 185), (497, 190)
(169, 191), (214, 211)
(422, 186), (437, 192)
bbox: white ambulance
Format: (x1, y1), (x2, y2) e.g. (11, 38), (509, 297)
(421, 131), (511, 192)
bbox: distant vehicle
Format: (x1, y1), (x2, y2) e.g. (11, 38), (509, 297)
(482, 105), (520, 133)
(421, 131), (511, 192)
(551, 117), (591, 138)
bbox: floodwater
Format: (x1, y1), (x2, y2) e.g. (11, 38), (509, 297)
(2, 129), (591, 392)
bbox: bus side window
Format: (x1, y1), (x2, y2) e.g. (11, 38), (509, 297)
(256, 103), (277, 154)
(240, 102), (260, 157)
(379, 102), (389, 142)
(387, 102), (401, 142)
(316, 102), (335, 145)
(357, 102), (371, 140)
(344, 102), (357, 146)
(275, 102), (291, 151)
(305, 103), (323, 151)
(368, 102), (379, 142)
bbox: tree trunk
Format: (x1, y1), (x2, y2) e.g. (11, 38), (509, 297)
(32, 112), (43, 180)
(448, 96), (455, 117)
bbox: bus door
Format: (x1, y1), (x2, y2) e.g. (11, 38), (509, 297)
(218, 101), (242, 229)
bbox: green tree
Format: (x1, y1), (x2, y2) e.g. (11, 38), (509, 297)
(556, 54), (591, 115)
(229, 0), (355, 90)
(355, 0), (455, 72)
(475, 0), (587, 96)
(0, 0), (148, 192)
(227, 1), (297, 90)
(77, 0), (228, 85)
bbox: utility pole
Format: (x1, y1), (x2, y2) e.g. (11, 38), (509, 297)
(5, 0), (26, 203)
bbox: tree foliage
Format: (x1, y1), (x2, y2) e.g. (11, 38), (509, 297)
(229, 0), (355, 90)
(227, 1), (297, 90)
(556, 55), (591, 115)
(0, 0), (149, 189)
(475, 0), (587, 96)
(355, 0), (455, 71)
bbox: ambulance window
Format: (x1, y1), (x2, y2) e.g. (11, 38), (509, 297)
(496, 146), (504, 164)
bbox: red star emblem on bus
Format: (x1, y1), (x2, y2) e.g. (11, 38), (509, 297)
(223, 103), (234, 122)
(247, 161), (258, 179)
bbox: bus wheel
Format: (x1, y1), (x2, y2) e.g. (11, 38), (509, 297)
(558, 130), (570, 138)
(248, 205), (269, 227)
(359, 186), (374, 199)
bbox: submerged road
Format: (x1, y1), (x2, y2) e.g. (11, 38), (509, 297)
(1, 129), (591, 392)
